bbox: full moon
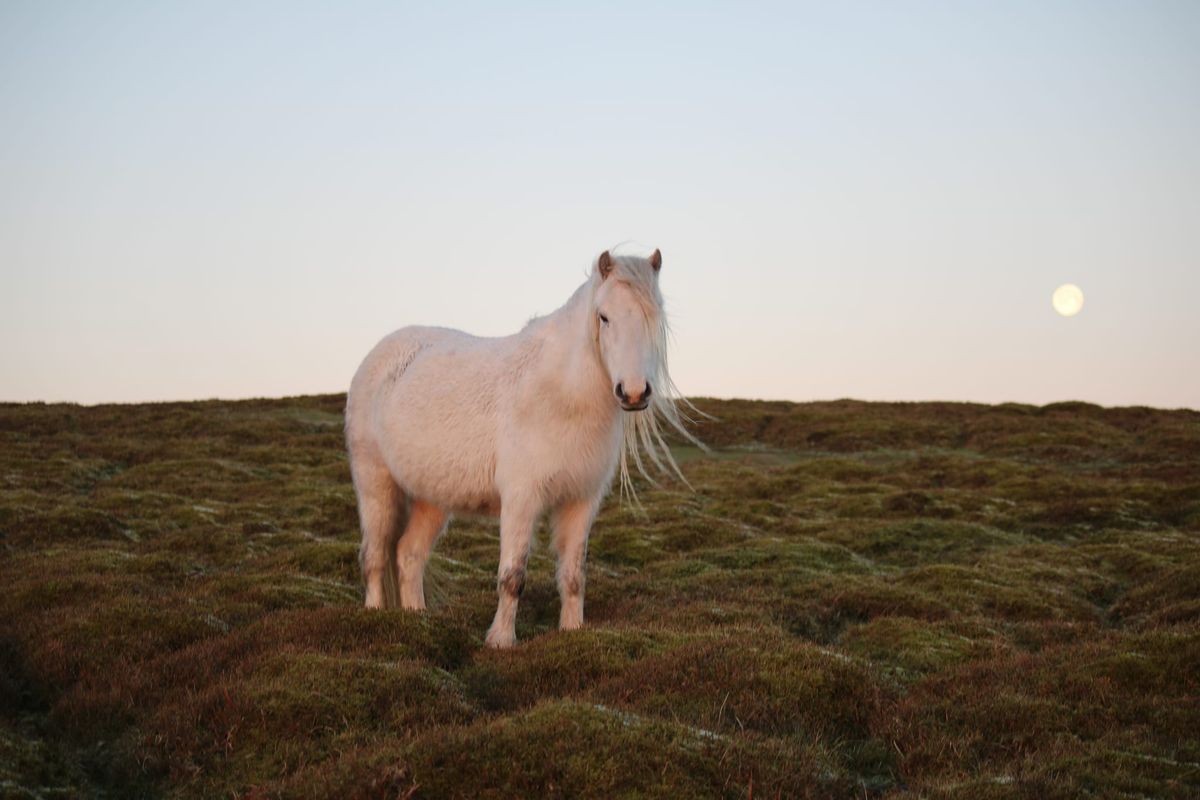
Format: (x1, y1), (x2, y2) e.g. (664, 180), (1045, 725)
(1052, 284), (1084, 317)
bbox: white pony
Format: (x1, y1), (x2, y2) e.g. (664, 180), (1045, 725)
(345, 249), (695, 647)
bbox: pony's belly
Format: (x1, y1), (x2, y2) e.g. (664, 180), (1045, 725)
(397, 466), (499, 514)
(380, 429), (499, 511)
(377, 371), (500, 512)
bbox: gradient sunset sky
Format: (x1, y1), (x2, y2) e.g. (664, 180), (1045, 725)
(2, 1), (1198, 407)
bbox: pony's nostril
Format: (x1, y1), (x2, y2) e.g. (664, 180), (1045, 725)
(643, 382), (652, 400)
(614, 382), (626, 401)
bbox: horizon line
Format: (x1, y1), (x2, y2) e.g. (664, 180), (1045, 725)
(2, 391), (1196, 414)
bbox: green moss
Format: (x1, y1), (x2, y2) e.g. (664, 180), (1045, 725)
(819, 520), (1029, 567)
(839, 616), (995, 681)
(196, 571), (360, 615)
(590, 628), (885, 741)
(272, 539), (362, 584)
(396, 700), (843, 800)
(0, 504), (129, 545)
(134, 653), (475, 795)
(589, 524), (666, 568)
(244, 607), (478, 668)
(1112, 566), (1200, 626)
(690, 536), (871, 575)
(0, 718), (100, 800)
(889, 629), (1200, 787)
(897, 563), (1105, 622)
(245, 651), (475, 734)
(462, 627), (666, 711)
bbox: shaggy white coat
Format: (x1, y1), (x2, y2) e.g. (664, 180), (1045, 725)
(345, 249), (694, 647)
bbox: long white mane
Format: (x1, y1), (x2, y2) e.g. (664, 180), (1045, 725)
(587, 252), (705, 502)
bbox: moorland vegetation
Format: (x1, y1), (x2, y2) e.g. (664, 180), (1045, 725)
(1, 396), (1197, 798)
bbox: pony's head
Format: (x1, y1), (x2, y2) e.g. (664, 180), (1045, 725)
(590, 248), (703, 500)
(593, 249), (663, 411)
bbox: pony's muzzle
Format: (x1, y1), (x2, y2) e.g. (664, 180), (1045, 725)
(615, 381), (651, 411)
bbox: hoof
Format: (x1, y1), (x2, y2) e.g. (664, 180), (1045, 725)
(485, 629), (516, 649)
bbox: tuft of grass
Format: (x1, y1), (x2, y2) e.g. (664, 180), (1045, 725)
(838, 616), (997, 682)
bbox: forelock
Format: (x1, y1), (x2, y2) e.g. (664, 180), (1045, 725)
(592, 255), (663, 319)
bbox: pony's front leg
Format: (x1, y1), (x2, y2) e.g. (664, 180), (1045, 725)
(485, 493), (541, 648)
(553, 497), (600, 631)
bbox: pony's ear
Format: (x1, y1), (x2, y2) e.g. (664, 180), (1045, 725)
(598, 250), (614, 280)
(649, 249), (662, 272)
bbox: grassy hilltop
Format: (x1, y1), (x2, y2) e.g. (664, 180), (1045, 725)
(1, 395), (1198, 798)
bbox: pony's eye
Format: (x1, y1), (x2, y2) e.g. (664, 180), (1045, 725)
(599, 313), (609, 324)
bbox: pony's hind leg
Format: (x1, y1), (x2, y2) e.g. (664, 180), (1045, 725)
(351, 454), (406, 609)
(395, 500), (447, 610)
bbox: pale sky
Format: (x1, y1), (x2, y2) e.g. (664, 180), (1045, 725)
(2, 1), (1198, 408)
